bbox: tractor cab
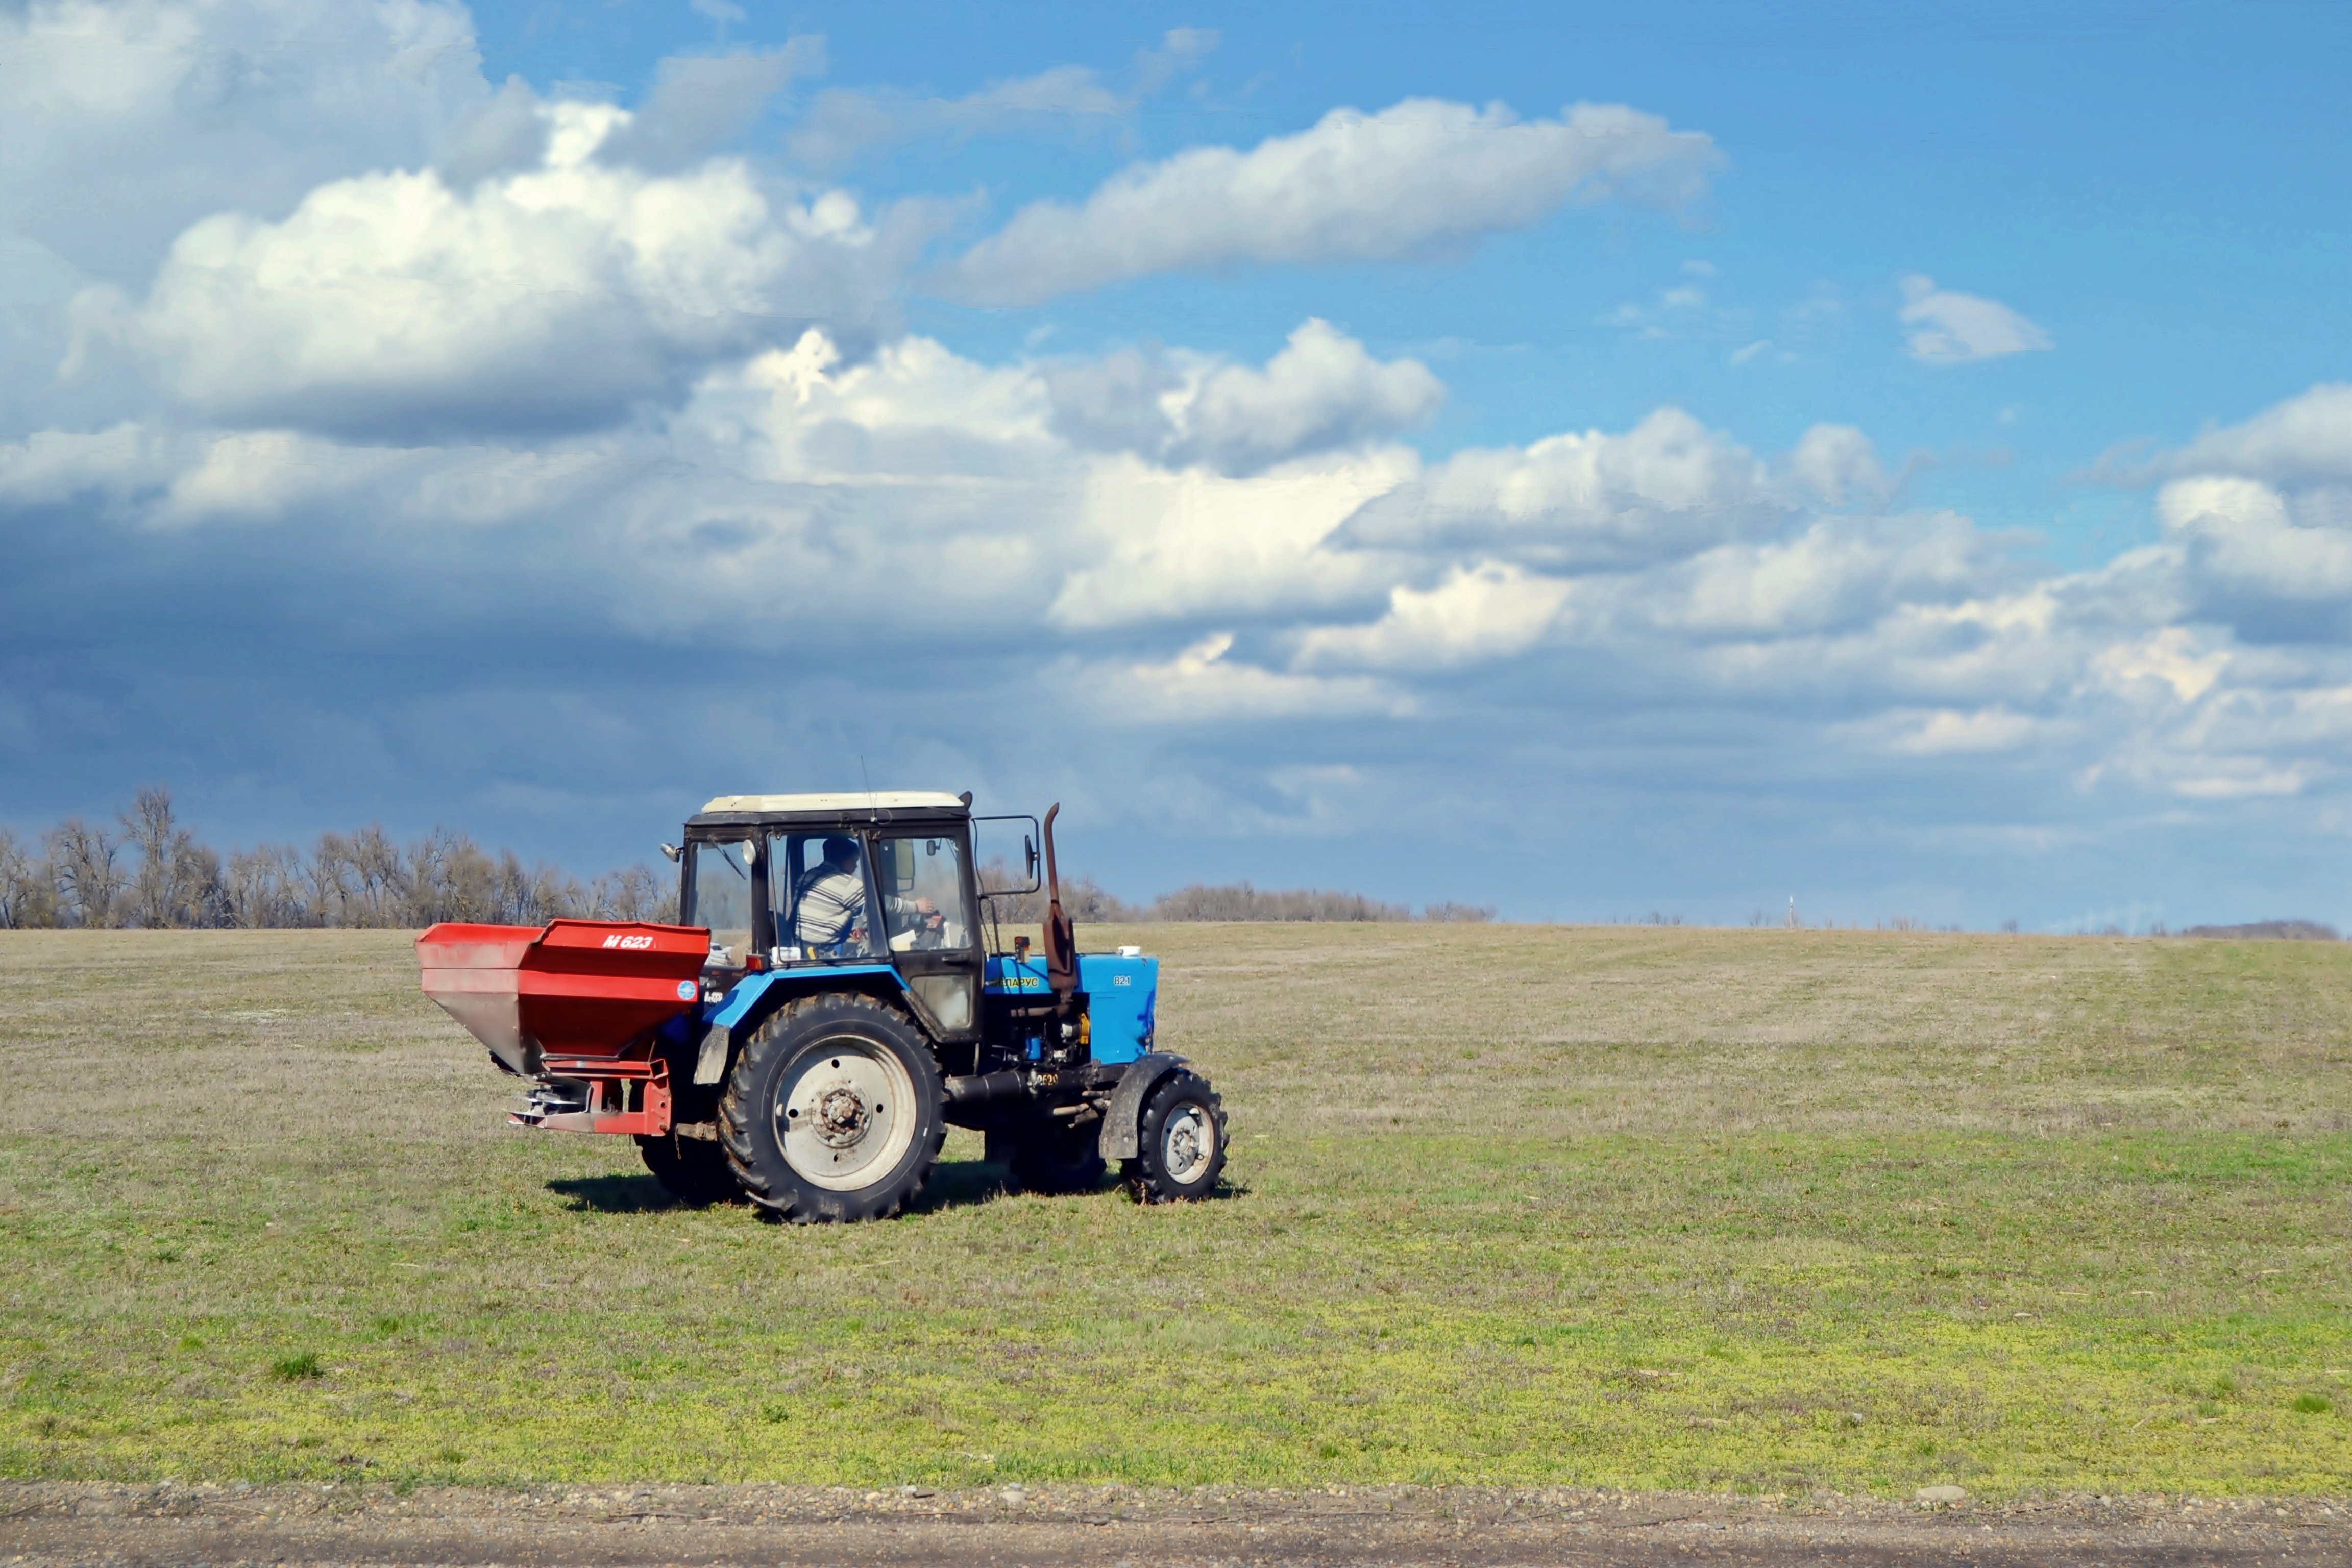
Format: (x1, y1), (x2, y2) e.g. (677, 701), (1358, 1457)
(675, 791), (989, 1041)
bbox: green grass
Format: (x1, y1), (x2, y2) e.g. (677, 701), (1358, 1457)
(1, 924), (2348, 1494)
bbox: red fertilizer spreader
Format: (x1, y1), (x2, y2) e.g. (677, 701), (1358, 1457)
(415, 919), (709, 1136)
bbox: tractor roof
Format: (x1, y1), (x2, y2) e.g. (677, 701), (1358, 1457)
(687, 791), (972, 831)
(701, 792), (967, 814)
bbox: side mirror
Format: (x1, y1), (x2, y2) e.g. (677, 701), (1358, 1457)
(659, 843), (682, 863)
(1024, 835), (1038, 878)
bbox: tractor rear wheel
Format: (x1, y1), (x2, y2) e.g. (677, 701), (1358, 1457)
(634, 1132), (741, 1207)
(1125, 1072), (1227, 1203)
(719, 993), (945, 1223)
(987, 1117), (1108, 1196)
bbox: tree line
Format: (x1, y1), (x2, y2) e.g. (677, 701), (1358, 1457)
(0, 790), (672, 930)
(0, 790), (1493, 931)
(975, 863), (1492, 924)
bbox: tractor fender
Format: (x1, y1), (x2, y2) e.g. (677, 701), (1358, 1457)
(696, 966), (913, 1084)
(1098, 1052), (1188, 1162)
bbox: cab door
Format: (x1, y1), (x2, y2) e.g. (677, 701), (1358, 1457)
(870, 826), (983, 1044)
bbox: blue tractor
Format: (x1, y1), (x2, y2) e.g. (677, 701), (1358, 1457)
(420, 792), (1227, 1223)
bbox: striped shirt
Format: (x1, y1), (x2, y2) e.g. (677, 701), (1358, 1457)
(792, 865), (867, 947)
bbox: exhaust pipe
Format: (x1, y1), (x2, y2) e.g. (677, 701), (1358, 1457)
(942, 1070), (1026, 1109)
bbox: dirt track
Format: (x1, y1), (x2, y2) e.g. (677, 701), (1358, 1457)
(4, 1483), (2347, 1566)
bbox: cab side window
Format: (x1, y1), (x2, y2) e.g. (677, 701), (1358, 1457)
(876, 835), (971, 952)
(768, 832), (878, 958)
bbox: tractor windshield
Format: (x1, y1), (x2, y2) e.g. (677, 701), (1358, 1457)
(683, 839), (753, 964)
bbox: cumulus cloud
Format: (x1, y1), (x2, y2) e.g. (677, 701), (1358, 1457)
(1293, 562), (1572, 670)
(2154, 382), (2352, 485)
(0, 0), (492, 280)
(1048, 447), (1417, 630)
(26, 315), (2352, 816)
(1786, 423), (1893, 509)
(1080, 632), (1411, 723)
(89, 103), (899, 438)
(1898, 275), (2052, 364)
(942, 99), (1722, 305)
(1044, 320), (1443, 476)
(1337, 407), (1774, 569)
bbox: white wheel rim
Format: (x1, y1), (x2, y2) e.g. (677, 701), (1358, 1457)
(1160, 1102), (1215, 1185)
(775, 1040), (919, 1192)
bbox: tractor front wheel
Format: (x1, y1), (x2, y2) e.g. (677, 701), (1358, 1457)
(1125, 1072), (1228, 1203)
(634, 1132), (741, 1207)
(719, 993), (945, 1223)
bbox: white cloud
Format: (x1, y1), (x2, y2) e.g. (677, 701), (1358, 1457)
(2158, 475), (2352, 605)
(2093, 627), (2228, 703)
(0, 0), (492, 280)
(2156, 382), (2352, 485)
(94, 103), (898, 437)
(1786, 423), (1891, 509)
(1839, 706), (2046, 755)
(1898, 275), (2052, 364)
(1178, 322), (1443, 475)
(1647, 514), (2000, 640)
(1081, 633), (1411, 723)
(1339, 407), (1773, 569)
(1048, 448), (1417, 630)
(942, 98), (1721, 305)
(1045, 320), (1443, 476)
(1294, 561), (1571, 670)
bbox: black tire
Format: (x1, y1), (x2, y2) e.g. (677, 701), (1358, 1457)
(1124, 1072), (1228, 1203)
(988, 1117), (1108, 1196)
(634, 1132), (742, 1207)
(719, 993), (946, 1223)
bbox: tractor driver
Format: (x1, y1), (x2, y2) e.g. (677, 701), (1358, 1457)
(792, 836), (941, 952)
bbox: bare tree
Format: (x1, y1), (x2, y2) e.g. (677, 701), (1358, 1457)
(589, 863), (674, 922)
(44, 818), (121, 928)
(307, 832), (362, 927)
(119, 787), (226, 927)
(0, 828), (51, 928)
(226, 845), (309, 928)
(341, 824), (406, 928)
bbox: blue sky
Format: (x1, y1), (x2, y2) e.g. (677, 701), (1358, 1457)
(3, 0), (2350, 926)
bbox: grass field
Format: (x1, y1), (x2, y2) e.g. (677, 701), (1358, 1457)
(1, 925), (2347, 1498)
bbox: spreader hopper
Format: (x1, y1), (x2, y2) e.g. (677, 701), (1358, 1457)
(416, 919), (709, 1075)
